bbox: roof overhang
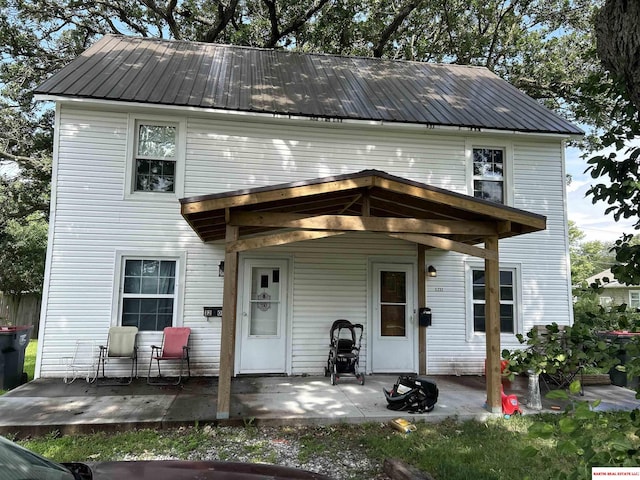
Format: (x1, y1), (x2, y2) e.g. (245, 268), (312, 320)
(180, 170), (545, 257)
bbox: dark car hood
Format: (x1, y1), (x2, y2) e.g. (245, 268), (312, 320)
(86, 460), (332, 480)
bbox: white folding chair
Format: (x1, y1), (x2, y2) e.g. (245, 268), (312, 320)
(62, 340), (98, 384)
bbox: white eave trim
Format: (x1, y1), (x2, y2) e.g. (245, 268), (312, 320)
(34, 94), (583, 140)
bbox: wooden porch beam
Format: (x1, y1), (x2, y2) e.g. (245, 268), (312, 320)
(484, 236), (501, 413)
(181, 177), (374, 215)
(227, 230), (346, 253)
(217, 225), (239, 420)
(373, 177), (547, 230)
(388, 233), (498, 260)
(229, 212), (498, 236)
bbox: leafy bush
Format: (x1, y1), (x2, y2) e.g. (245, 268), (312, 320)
(526, 382), (640, 480)
(573, 298), (640, 333)
(502, 322), (619, 387)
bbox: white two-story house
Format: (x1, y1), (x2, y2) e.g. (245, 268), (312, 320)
(34, 35), (582, 417)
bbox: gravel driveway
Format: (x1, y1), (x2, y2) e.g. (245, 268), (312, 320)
(118, 425), (391, 480)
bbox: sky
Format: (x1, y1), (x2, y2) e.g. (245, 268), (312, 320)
(565, 145), (636, 243)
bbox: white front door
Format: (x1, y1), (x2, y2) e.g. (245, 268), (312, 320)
(371, 263), (416, 372)
(238, 259), (288, 374)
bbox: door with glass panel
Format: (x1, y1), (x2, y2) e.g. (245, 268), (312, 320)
(238, 259), (288, 374)
(371, 263), (416, 372)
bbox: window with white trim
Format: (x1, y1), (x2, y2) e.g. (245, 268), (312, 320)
(134, 123), (177, 193)
(471, 267), (517, 333)
(121, 259), (176, 331)
(125, 116), (185, 200)
(629, 291), (640, 309)
(472, 147), (505, 204)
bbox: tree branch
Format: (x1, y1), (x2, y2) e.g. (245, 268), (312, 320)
(485, 1), (518, 70)
(0, 150), (42, 166)
(263, 0), (281, 47)
(201, 0), (241, 43)
(372, 0), (424, 58)
(277, 0), (332, 45)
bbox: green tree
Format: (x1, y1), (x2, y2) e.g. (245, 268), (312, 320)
(586, 0), (640, 285)
(0, 0), (611, 295)
(0, 216), (48, 294)
(568, 221), (616, 285)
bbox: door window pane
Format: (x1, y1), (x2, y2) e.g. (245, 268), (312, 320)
(381, 305), (406, 336)
(380, 271), (407, 337)
(249, 267), (280, 336)
(381, 271), (406, 303)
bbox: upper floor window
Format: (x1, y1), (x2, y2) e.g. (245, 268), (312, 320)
(473, 147), (504, 204)
(125, 116), (185, 200)
(134, 123), (177, 193)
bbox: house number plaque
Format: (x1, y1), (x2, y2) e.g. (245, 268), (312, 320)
(203, 306), (223, 318)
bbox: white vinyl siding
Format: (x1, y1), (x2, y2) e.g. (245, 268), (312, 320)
(184, 116), (467, 194)
(424, 139), (572, 375)
(38, 104), (573, 379)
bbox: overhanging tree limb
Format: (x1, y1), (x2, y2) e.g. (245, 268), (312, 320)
(373, 0), (423, 58)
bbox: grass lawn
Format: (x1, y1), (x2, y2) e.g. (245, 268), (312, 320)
(24, 339), (37, 380)
(15, 412), (638, 480)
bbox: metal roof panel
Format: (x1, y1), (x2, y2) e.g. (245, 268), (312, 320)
(35, 35), (584, 135)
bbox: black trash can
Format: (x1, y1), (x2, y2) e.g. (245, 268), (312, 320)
(602, 331), (640, 389)
(0, 325), (33, 390)
(0, 352), (4, 390)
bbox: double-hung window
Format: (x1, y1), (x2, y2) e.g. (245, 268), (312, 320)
(134, 123), (177, 193)
(121, 259), (176, 331)
(470, 267), (518, 334)
(472, 147), (505, 204)
(125, 116), (185, 199)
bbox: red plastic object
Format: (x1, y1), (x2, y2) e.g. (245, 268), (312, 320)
(500, 385), (522, 415)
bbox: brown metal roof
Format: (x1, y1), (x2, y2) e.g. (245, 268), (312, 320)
(36, 35), (583, 135)
(180, 170), (546, 243)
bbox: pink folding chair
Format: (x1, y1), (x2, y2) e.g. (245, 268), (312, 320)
(147, 327), (191, 385)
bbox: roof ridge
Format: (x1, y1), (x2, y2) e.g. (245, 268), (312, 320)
(103, 34), (489, 71)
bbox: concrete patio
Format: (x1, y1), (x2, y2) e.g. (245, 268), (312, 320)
(0, 374), (638, 439)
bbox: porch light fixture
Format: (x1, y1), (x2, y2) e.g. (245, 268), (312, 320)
(427, 265), (437, 277)
(218, 261), (225, 277)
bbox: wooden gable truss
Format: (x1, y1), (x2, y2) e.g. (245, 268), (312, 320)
(180, 170), (546, 419)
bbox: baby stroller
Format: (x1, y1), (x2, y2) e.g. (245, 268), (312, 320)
(324, 319), (365, 385)
(383, 375), (438, 413)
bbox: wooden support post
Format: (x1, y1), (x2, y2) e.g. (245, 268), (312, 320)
(484, 235), (501, 413)
(217, 224), (239, 420)
(418, 245), (427, 375)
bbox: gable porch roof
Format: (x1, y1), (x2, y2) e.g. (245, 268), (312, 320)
(180, 169), (546, 250)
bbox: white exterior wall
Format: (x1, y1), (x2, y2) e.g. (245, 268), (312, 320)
(37, 104), (572, 378)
